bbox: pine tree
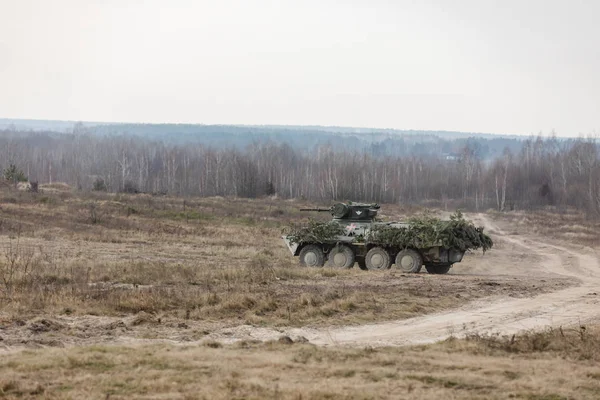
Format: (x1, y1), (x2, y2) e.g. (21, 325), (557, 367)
(3, 164), (27, 183)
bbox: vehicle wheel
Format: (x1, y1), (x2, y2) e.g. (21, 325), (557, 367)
(327, 245), (355, 269)
(299, 245), (325, 267)
(365, 247), (392, 270)
(395, 249), (423, 273)
(356, 257), (367, 270)
(425, 264), (452, 274)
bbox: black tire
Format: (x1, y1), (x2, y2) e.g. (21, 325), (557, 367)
(395, 249), (423, 273)
(299, 245), (325, 267)
(425, 264), (452, 274)
(365, 247), (392, 270)
(357, 257), (367, 270)
(327, 245), (355, 269)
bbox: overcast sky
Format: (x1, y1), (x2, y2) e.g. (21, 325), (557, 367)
(0, 0), (598, 136)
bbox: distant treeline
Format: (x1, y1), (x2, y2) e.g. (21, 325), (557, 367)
(0, 119), (525, 158)
(1, 129), (599, 215)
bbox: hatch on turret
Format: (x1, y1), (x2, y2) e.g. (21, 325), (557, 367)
(300, 202), (380, 222)
(332, 202), (379, 222)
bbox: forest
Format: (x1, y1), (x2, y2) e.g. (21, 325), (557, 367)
(1, 127), (599, 216)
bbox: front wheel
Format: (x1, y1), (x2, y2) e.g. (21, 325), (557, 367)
(365, 247), (392, 270)
(425, 264), (452, 274)
(299, 245), (325, 267)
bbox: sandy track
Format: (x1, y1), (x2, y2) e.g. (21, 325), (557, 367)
(212, 214), (600, 346)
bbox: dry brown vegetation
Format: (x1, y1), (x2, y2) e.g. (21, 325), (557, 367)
(1, 326), (599, 399)
(489, 208), (600, 248)
(0, 185), (563, 331)
(2, 185), (599, 399)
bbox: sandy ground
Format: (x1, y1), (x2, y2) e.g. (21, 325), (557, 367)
(1, 213), (597, 351)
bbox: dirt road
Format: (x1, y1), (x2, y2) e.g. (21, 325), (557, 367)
(212, 214), (600, 346)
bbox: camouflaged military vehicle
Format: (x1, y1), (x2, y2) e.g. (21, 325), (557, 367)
(282, 202), (492, 274)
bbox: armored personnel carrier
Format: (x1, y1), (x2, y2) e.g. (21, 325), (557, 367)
(282, 202), (491, 274)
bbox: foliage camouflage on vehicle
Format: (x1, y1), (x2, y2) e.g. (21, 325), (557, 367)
(284, 219), (345, 245)
(367, 211), (493, 252)
(284, 211), (493, 253)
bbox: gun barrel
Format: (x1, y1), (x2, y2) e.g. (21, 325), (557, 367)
(299, 208), (331, 212)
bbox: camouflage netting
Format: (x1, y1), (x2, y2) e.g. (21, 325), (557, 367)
(284, 211), (493, 253)
(284, 220), (345, 245)
(367, 211), (493, 253)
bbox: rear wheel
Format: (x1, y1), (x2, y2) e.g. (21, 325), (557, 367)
(395, 249), (423, 273)
(299, 245), (325, 267)
(425, 264), (452, 274)
(365, 247), (392, 270)
(327, 245), (355, 269)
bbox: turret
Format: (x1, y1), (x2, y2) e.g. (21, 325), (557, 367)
(300, 202), (380, 222)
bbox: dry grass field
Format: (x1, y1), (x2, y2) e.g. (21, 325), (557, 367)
(1, 184), (599, 399)
(1, 327), (600, 399)
(489, 208), (600, 248)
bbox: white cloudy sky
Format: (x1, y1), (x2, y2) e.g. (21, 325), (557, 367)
(0, 0), (598, 136)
